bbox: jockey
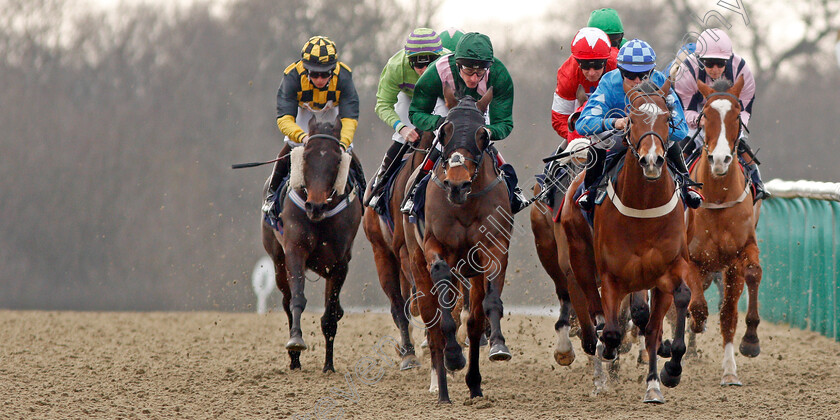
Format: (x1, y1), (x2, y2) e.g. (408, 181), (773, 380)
(262, 36), (360, 215)
(587, 8), (627, 50)
(673, 28), (767, 200)
(576, 39), (702, 211)
(365, 28), (447, 208)
(402, 31), (528, 214)
(551, 27), (617, 144)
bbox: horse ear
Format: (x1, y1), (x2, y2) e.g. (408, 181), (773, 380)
(443, 83), (458, 109)
(333, 116), (342, 137)
(307, 115), (317, 133)
(575, 84), (588, 104)
(730, 74), (745, 97)
(659, 78), (671, 96)
(476, 87), (494, 114)
(697, 79), (714, 98)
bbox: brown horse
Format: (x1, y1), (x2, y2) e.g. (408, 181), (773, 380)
(362, 130), (436, 371)
(261, 114), (363, 372)
(561, 78), (704, 403)
(687, 75), (762, 386)
(404, 88), (513, 403)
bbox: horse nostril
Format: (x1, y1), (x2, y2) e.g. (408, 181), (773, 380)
(707, 155), (714, 163)
(639, 156), (648, 167)
(724, 155), (732, 165)
(305, 202), (313, 212)
(654, 156), (665, 167)
(443, 180), (451, 189)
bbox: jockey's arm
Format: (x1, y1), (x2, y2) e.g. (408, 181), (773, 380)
(374, 56), (407, 133)
(575, 87), (617, 136)
(408, 68), (445, 132)
(551, 64), (577, 139)
(738, 60), (757, 128)
(336, 67), (360, 149)
(276, 71), (307, 143)
(485, 62), (514, 140)
(673, 60), (701, 130)
(667, 90), (690, 142)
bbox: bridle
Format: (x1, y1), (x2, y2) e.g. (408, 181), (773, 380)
(625, 92), (670, 165)
(430, 106), (503, 199)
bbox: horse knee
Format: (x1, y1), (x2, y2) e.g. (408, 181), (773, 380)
(673, 284), (691, 309)
(631, 305), (649, 331)
(430, 260), (451, 282)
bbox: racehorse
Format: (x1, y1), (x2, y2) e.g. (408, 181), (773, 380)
(687, 75), (762, 386)
(404, 88), (513, 403)
(261, 114), (363, 372)
(561, 78), (703, 403)
(362, 130), (436, 371)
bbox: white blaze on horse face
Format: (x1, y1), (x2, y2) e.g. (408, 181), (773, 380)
(709, 99), (733, 174)
(638, 103), (667, 120)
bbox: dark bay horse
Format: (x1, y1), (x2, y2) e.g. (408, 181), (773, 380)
(261, 114), (363, 372)
(561, 78), (703, 403)
(688, 75), (762, 386)
(404, 88), (513, 403)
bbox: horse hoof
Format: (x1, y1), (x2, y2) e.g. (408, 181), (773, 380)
(720, 373), (743, 386)
(660, 365), (682, 388)
(643, 388), (665, 404)
(597, 344), (616, 362)
(322, 365), (335, 373)
(285, 337), (307, 351)
(445, 351), (466, 372)
(400, 355), (421, 371)
(554, 349), (575, 366)
(488, 344), (512, 362)
(739, 338), (760, 358)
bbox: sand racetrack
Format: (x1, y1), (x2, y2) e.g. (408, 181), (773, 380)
(2, 309), (839, 419)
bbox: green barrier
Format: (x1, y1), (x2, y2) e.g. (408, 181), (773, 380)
(704, 197), (839, 341)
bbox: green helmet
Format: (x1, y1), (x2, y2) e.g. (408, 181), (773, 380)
(439, 27), (465, 51)
(454, 32), (493, 68)
(588, 8), (624, 35)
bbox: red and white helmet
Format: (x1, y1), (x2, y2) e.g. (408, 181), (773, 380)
(571, 27), (612, 60)
(696, 28), (733, 60)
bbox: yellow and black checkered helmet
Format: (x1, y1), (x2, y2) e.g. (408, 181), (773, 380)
(300, 36), (338, 72)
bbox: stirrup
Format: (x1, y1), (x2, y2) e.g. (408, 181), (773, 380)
(262, 192), (276, 213)
(752, 186), (770, 201)
(400, 197), (414, 214)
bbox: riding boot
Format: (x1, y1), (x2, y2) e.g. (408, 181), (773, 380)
(262, 143), (293, 215)
(577, 147), (606, 211)
(400, 145), (441, 214)
(737, 137), (769, 201)
(666, 142), (703, 209)
(364, 140), (405, 207)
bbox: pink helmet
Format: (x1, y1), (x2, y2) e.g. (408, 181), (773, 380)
(696, 28), (732, 60)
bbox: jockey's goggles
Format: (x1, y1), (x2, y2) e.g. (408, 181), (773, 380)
(700, 57), (727, 69)
(409, 54), (436, 69)
(576, 59), (607, 70)
(619, 67), (653, 81)
(307, 70), (334, 80)
(458, 65), (489, 78)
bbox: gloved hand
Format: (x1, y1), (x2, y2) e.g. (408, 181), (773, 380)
(399, 126), (420, 144)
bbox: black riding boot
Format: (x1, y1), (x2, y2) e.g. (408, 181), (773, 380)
(365, 140), (405, 207)
(737, 138), (769, 200)
(400, 145), (440, 214)
(666, 142), (703, 209)
(262, 143), (292, 215)
(578, 147), (606, 211)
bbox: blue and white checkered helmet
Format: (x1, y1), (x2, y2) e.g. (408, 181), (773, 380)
(617, 39), (656, 72)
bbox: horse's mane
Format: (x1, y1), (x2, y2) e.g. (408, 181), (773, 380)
(635, 79), (660, 95)
(711, 78), (733, 93)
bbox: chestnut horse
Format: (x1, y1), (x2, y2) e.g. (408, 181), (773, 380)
(404, 89), (513, 403)
(561, 78), (703, 403)
(362, 130), (435, 372)
(687, 75), (762, 386)
(261, 114), (363, 372)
